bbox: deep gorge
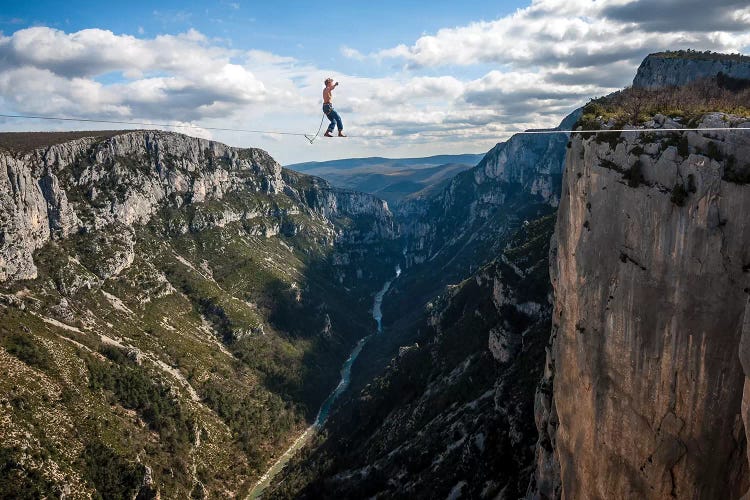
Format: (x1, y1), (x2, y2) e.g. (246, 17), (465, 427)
(2, 50), (750, 499)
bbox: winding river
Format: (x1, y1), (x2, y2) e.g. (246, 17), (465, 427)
(248, 267), (400, 498)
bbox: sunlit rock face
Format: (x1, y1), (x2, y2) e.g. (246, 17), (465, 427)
(633, 51), (750, 89)
(0, 130), (395, 283)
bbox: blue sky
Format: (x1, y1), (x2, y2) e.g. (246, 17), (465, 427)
(1, 1), (524, 66)
(1, 0), (749, 164)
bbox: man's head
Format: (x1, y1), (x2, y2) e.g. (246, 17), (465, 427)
(325, 77), (334, 86)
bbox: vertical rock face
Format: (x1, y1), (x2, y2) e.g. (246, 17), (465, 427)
(473, 109), (581, 208)
(633, 51), (750, 89)
(0, 131), (395, 283)
(532, 114), (750, 499)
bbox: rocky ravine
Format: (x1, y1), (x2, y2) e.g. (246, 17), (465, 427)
(531, 113), (750, 498)
(0, 130), (400, 497)
(384, 109), (580, 323)
(265, 111), (581, 498)
(269, 214), (557, 499)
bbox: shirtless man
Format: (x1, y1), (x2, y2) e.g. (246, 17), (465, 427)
(322, 78), (346, 137)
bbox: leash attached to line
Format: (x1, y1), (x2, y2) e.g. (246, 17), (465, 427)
(305, 115), (327, 144)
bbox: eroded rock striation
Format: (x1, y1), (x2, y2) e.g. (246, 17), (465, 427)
(0, 130), (394, 283)
(531, 113), (750, 498)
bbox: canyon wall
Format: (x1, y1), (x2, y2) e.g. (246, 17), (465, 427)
(1, 130), (395, 283)
(531, 114), (750, 498)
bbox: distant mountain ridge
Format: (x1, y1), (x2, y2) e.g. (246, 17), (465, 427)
(286, 154), (485, 205)
(287, 153), (485, 172)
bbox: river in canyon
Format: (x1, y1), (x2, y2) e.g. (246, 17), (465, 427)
(248, 267), (401, 498)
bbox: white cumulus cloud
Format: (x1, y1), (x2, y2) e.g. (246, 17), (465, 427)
(1, 0), (749, 163)
(362, 0), (750, 78)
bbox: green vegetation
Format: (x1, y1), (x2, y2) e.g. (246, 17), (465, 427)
(87, 346), (195, 449)
(202, 381), (301, 470)
(579, 78), (750, 127)
(2, 333), (51, 371)
(651, 50), (750, 63)
(149, 220), (374, 408)
(623, 161), (645, 188)
(0, 446), (60, 499)
(83, 441), (147, 500)
(596, 130), (622, 149)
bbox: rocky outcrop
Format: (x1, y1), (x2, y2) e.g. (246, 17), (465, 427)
(283, 173), (395, 241)
(472, 110), (580, 208)
(530, 113), (750, 498)
(0, 131), (395, 282)
(633, 51), (750, 89)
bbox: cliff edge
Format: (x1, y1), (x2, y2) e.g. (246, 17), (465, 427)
(633, 50), (750, 89)
(531, 112), (750, 498)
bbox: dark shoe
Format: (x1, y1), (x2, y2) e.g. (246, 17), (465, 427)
(324, 131), (333, 137)
(338, 131), (347, 137)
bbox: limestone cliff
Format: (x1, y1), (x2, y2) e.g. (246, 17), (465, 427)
(0, 130), (394, 283)
(530, 113), (750, 498)
(633, 50), (750, 89)
(398, 109), (579, 260)
(472, 110), (580, 208)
